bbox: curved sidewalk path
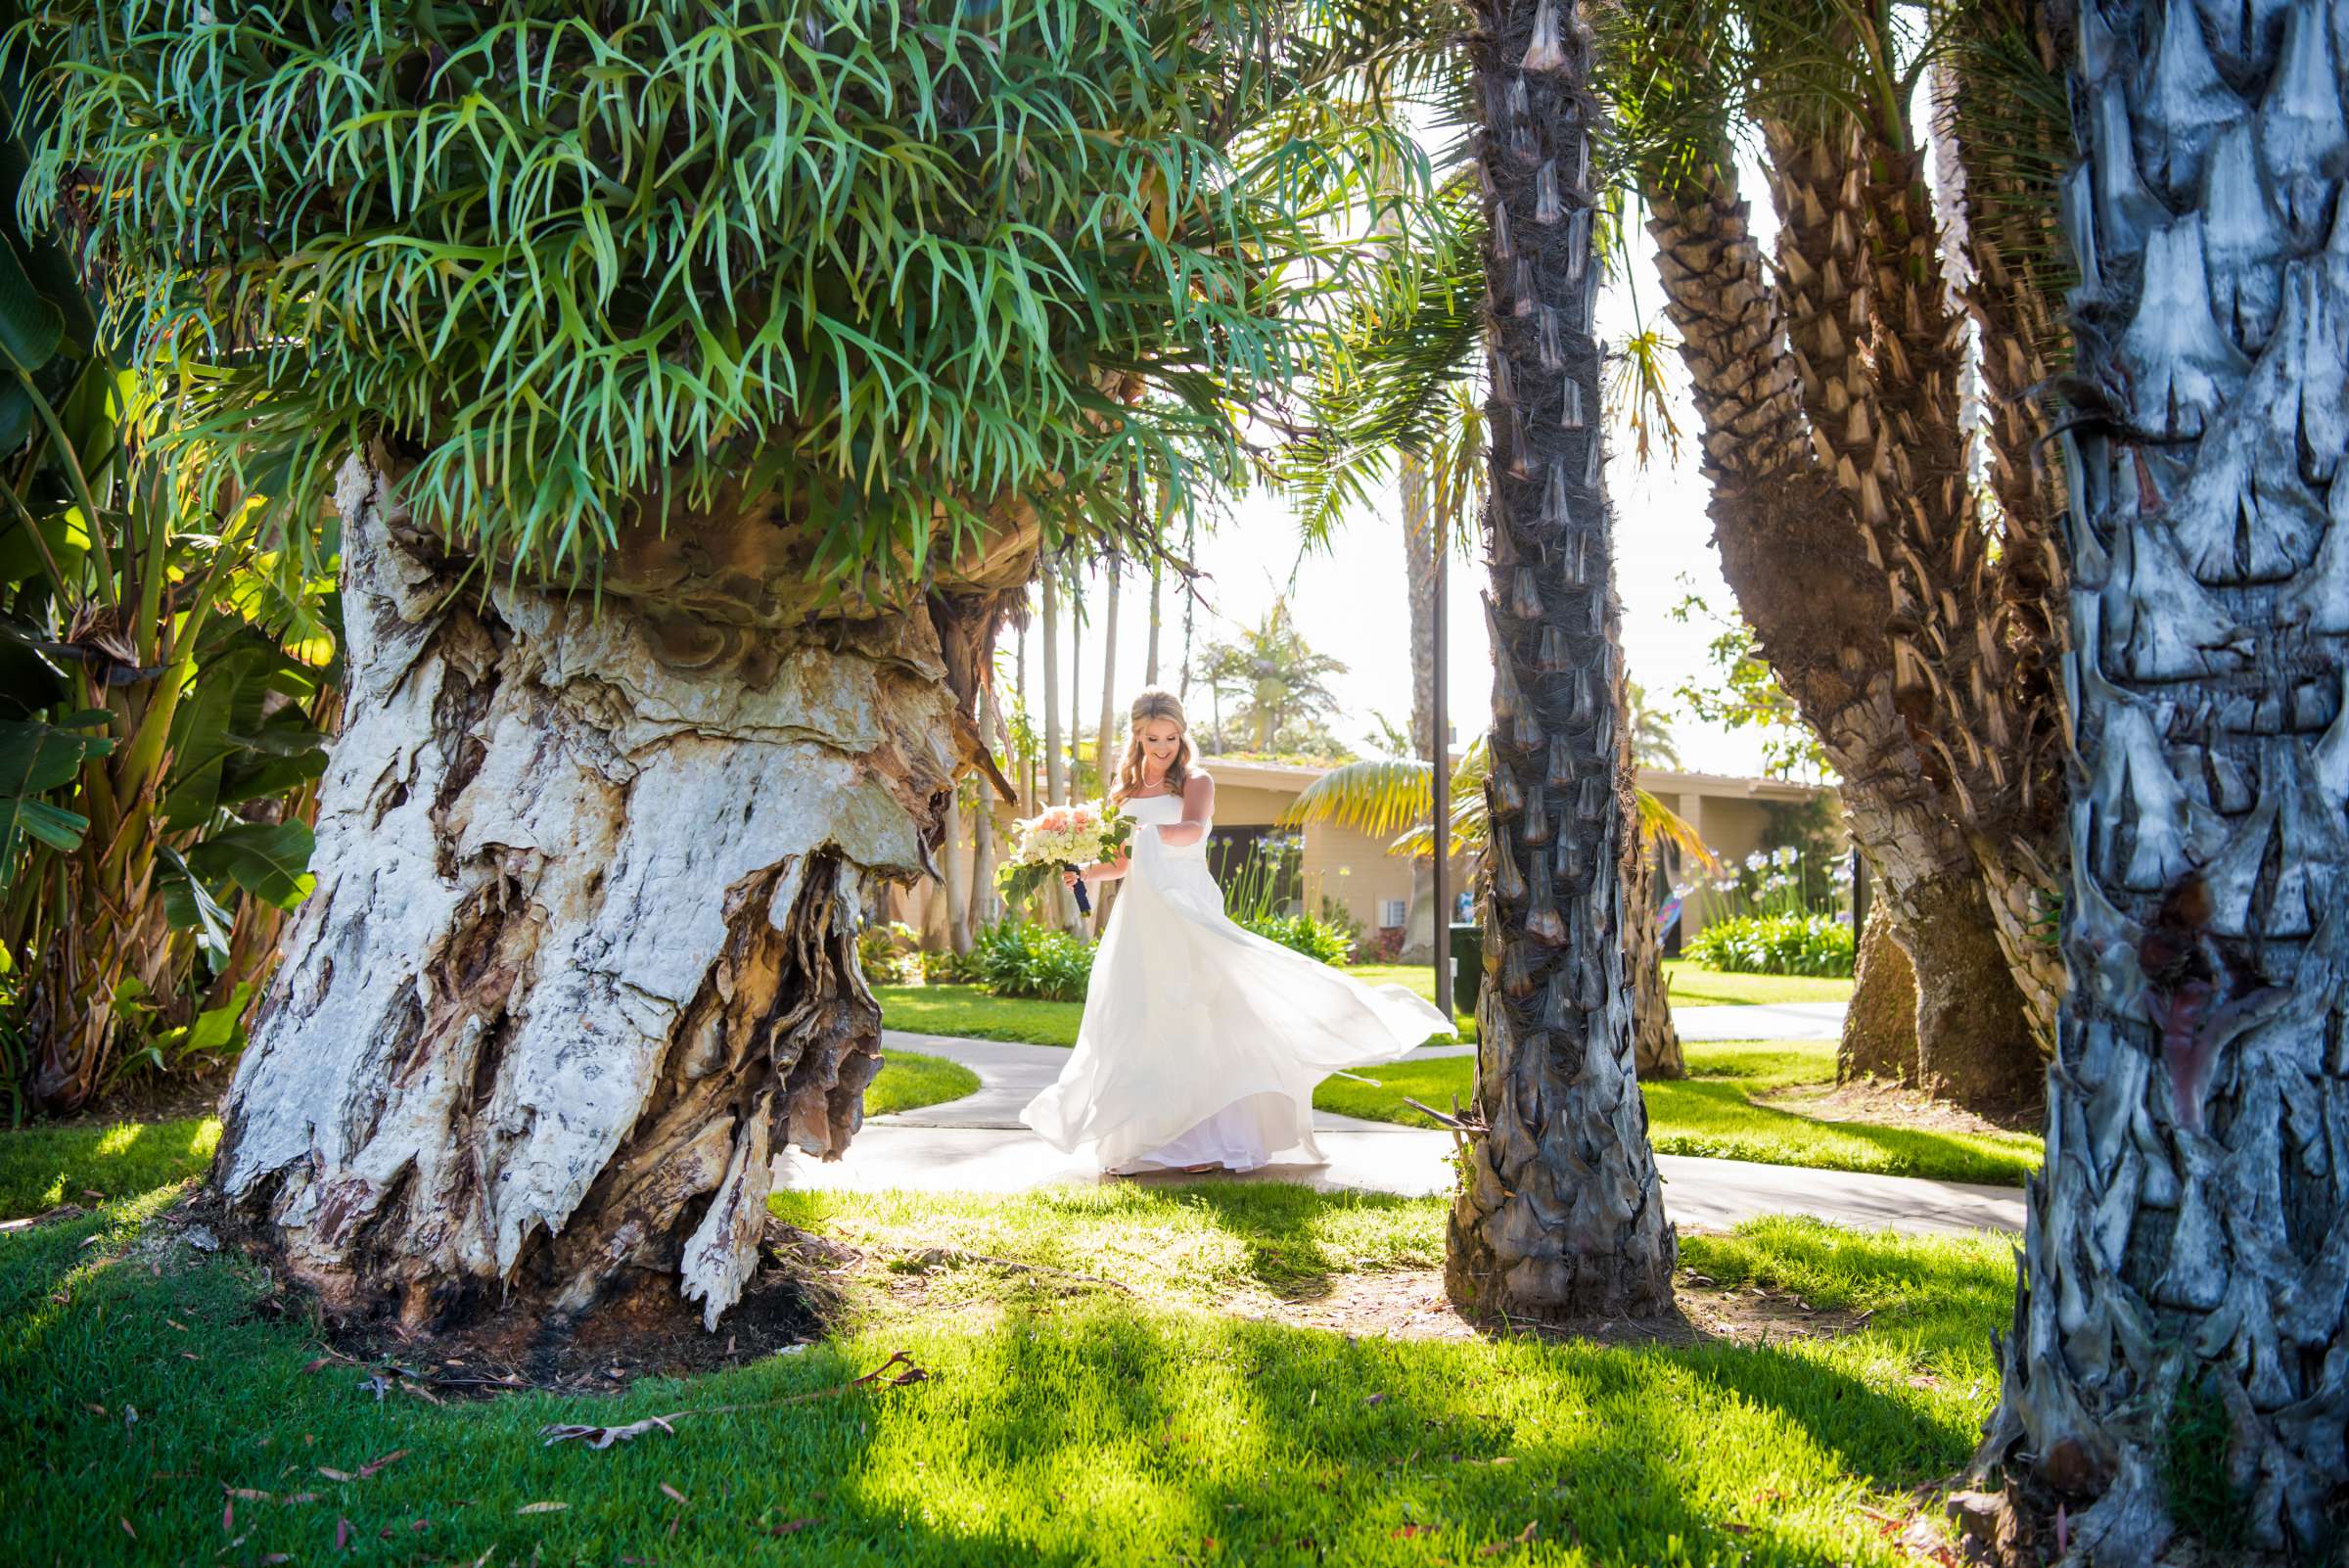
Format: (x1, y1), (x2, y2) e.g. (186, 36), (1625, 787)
(776, 1001), (2026, 1237)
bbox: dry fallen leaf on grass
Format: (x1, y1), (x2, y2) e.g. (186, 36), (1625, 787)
(517, 1500), (570, 1515)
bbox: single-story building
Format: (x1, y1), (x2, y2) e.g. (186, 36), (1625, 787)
(895, 752), (1838, 947)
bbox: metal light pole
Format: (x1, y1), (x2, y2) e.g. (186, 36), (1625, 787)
(1431, 521), (1451, 1025)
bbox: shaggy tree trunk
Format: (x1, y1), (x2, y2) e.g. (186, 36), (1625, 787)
(1401, 454), (1442, 962)
(1973, 0), (2349, 1554)
(1839, 902), (1918, 1085)
(213, 460), (1008, 1333)
(1638, 131), (2044, 1113)
(1445, 0), (1678, 1323)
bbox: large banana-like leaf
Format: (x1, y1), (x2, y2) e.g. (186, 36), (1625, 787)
(0, 711), (111, 877)
(1286, 737), (1717, 870)
(184, 820), (316, 910)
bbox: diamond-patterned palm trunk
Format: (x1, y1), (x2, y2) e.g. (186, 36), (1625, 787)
(1975, 0), (2349, 1553)
(1637, 131), (2045, 1112)
(1444, 0), (1677, 1322)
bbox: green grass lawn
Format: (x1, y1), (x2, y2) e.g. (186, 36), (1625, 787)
(1, 1170), (2013, 1566)
(877, 984), (1087, 1045)
(1314, 1038), (2044, 1187)
(877, 964), (1849, 1054)
(1659, 961), (1855, 1007)
(0, 1051), (977, 1223)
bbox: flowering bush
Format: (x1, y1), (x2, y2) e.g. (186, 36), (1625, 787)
(1684, 912), (1855, 977)
(968, 920), (1096, 1001)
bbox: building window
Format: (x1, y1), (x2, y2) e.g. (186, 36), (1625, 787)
(1378, 898), (1407, 929)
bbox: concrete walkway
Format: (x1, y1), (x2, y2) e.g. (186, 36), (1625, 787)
(1673, 999), (1848, 1040)
(775, 1014), (2023, 1237)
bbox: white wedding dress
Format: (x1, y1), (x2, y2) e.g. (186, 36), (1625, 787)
(1019, 790), (1455, 1174)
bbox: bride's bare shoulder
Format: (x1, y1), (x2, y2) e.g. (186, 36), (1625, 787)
(1183, 768), (1216, 797)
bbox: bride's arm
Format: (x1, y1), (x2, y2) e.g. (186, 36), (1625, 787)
(1155, 773), (1215, 848)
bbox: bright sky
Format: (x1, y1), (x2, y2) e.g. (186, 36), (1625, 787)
(1036, 161), (1785, 779)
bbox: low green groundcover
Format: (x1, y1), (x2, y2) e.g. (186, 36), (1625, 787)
(1313, 1039), (2043, 1187)
(1, 1175), (2013, 1566)
(0, 1050), (977, 1223)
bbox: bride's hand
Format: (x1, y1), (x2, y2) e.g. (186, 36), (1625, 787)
(1062, 867), (1085, 889)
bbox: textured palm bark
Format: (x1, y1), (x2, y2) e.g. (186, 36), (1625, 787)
(1939, 6), (2077, 1048)
(1640, 140), (2043, 1110)
(1444, 0), (1677, 1323)
(1974, 0), (2349, 1554)
(1839, 902), (1918, 1085)
(215, 458), (1023, 1334)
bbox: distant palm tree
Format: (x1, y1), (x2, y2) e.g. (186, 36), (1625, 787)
(1192, 600), (1349, 753)
(1624, 681), (1681, 770)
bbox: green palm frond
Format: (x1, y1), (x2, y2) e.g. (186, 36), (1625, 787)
(1288, 736), (1716, 871)
(1636, 788), (1720, 873)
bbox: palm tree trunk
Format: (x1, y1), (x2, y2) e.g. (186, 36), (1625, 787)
(1972, 1), (2349, 1553)
(1040, 566), (1072, 929)
(1146, 550), (1163, 686)
(1401, 454), (1442, 963)
(1639, 133), (2042, 1112)
(213, 461), (1000, 1333)
(1097, 559), (1122, 779)
(1067, 577), (1084, 795)
(969, 677), (1002, 935)
(942, 788), (970, 955)
(1611, 595), (1683, 1081)
(1839, 901), (1917, 1084)
(1445, 0), (1677, 1323)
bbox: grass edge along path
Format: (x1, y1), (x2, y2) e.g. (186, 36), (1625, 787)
(4, 1176), (2009, 1567)
(1314, 1039), (2043, 1187)
(0, 1049), (978, 1223)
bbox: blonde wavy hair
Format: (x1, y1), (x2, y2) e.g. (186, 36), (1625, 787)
(1111, 686), (1195, 806)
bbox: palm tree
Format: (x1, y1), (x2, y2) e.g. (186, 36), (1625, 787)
(1443, 0), (1678, 1320)
(1194, 600), (1350, 754)
(19, 0), (1437, 1330)
(1619, 1), (2056, 1111)
(1285, 737), (1712, 1078)
(1623, 682), (1681, 770)
(1967, 0), (2349, 1553)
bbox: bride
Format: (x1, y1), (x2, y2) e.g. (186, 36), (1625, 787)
(1020, 687), (1454, 1176)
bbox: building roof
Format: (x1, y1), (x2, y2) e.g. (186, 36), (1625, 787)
(1198, 753), (1833, 803)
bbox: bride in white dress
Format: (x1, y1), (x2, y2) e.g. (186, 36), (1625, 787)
(1019, 688), (1454, 1176)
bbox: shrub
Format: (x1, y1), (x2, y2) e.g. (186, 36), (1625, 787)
(920, 945), (987, 986)
(1354, 925), (1406, 964)
(855, 921), (924, 986)
(969, 921), (1096, 1002)
(1684, 913), (1855, 978)
(1242, 912), (1356, 966)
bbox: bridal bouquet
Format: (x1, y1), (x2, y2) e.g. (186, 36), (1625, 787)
(997, 799), (1134, 915)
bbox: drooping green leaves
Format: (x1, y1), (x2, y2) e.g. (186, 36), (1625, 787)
(17, 0), (1446, 591)
(184, 822), (318, 911)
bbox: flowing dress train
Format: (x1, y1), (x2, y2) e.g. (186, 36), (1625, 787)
(1019, 791), (1454, 1173)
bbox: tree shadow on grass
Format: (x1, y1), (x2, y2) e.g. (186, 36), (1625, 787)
(1643, 1078), (2040, 1185)
(0, 1191), (2002, 1567)
(1115, 1181), (1442, 1302)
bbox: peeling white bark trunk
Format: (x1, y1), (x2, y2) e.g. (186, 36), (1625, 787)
(216, 461), (961, 1332)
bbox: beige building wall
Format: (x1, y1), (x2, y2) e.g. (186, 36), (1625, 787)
(889, 758), (1837, 947)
